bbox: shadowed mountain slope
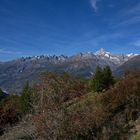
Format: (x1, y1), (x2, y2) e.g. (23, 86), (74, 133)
(114, 55), (140, 76)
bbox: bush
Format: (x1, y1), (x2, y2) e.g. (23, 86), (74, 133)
(1, 71), (139, 139)
(0, 95), (21, 135)
(32, 72), (87, 138)
(34, 71), (140, 139)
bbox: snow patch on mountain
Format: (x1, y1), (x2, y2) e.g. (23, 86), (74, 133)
(4, 48), (138, 66)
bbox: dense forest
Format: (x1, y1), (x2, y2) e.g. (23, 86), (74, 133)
(0, 66), (140, 140)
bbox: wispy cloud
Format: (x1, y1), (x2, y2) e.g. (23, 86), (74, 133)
(0, 49), (22, 55)
(109, 2), (140, 29)
(90, 0), (99, 12)
(66, 31), (125, 50)
(112, 16), (140, 29)
(133, 39), (140, 47)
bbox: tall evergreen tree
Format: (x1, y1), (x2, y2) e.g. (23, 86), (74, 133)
(0, 88), (3, 101)
(89, 65), (114, 93)
(103, 65), (114, 90)
(90, 66), (104, 92)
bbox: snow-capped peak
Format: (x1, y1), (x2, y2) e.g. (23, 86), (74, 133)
(95, 48), (111, 57)
(93, 48), (138, 65)
(126, 53), (139, 58)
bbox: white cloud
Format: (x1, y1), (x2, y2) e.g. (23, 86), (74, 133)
(0, 49), (22, 55)
(90, 0), (98, 12)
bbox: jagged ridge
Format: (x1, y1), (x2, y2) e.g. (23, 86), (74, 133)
(0, 48), (138, 93)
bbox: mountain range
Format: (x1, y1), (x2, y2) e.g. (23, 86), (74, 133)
(0, 48), (139, 93)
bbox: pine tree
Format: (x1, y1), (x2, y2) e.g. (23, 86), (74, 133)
(102, 65), (114, 90)
(0, 88), (3, 101)
(90, 66), (104, 92)
(89, 65), (114, 93)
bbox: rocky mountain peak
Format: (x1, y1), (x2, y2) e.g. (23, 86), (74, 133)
(95, 48), (111, 56)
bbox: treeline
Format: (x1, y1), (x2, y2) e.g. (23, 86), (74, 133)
(0, 66), (140, 140)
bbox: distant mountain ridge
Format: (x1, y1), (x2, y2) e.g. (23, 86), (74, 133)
(2, 48), (137, 64)
(114, 55), (140, 76)
(1, 48), (136, 64)
(0, 48), (139, 93)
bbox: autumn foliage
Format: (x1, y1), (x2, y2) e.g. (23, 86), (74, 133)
(0, 70), (140, 140)
(32, 70), (140, 139)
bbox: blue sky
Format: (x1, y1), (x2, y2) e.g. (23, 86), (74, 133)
(0, 0), (140, 61)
